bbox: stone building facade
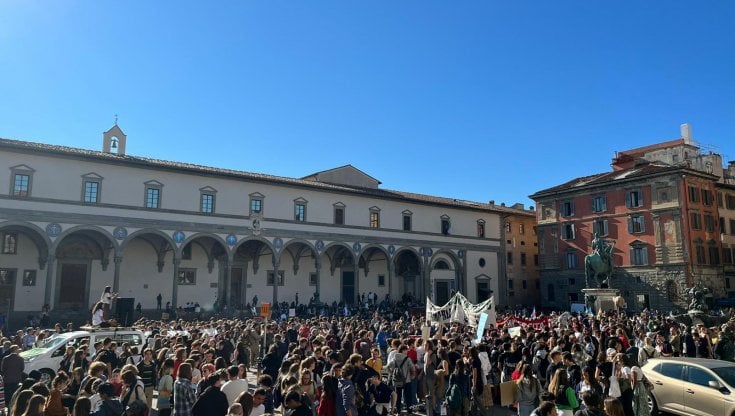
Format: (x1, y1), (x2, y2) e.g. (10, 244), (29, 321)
(530, 125), (727, 311)
(502, 205), (541, 307)
(0, 125), (522, 325)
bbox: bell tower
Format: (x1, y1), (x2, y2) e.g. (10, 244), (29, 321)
(103, 116), (127, 155)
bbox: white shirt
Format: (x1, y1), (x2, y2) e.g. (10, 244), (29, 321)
(221, 379), (249, 405)
(249, 404), (265, 416)
(92, 309), (104, 326)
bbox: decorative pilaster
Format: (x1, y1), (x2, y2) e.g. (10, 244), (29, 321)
(44, 254), (56, 307)
(112, 256), (123, 293)
(272, 257), (280, 304)
(314, 258), (321, 300)
(171, 257), (181, 308)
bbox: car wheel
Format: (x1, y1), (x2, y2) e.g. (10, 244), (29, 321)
(648, 393), (659, 416)
(39, 368), (55, 385)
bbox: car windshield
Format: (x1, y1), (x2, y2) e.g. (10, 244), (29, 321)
(712, 367), (735, 387)
(19, 336), (69, 356)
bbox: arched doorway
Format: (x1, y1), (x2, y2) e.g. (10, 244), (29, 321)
(394, 249), (422, 304)
(357, 245), (390, 303)
(282, 240), (318, 306)
(180, 234), (228, 310)
(430, 251), (462, 305)
(0, 222), (49, 316)
(323, 244), (355, 305)
(233, 239), (275, 306)
(54, 228), (115, 310)
(119, 229), (176, 310)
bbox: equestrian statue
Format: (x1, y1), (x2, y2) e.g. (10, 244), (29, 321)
(584, 233), (615, 288)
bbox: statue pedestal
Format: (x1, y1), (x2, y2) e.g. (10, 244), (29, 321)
(582, 288), (621, 313)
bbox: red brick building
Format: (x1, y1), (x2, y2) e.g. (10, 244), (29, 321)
(530, 125), (725, 310)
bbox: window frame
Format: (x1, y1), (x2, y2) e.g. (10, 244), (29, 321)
(1, 233), (18, 255)
(626, 189), (644, 208)
(176, 268), (197, 285)
(294, 197), (308, 222)
(477, 219), (485, 238)
(565, 251), (578, 269)
(199, 187), (217, 214)
(80, 173), (103, 204)
(561, 222), (575, 240)
(334, 202), (346, 225)
(560, 200), (575, 217)
(143, 180), (163, 209)
(593, 218), (609, 236)
(628, 214), (646, 234)
(402, 210), (413, 231)
(630, 243), (649, 266)
(689, 186), (701, 203)
(440, 215), (451, 235)
(592, 194), (607, 213)
(267, 270), (285, 286)
(369, 207), (380, 228)
(249, 192), (265, 216)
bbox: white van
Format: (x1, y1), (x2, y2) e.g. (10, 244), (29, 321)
(20, 327), (145, 382)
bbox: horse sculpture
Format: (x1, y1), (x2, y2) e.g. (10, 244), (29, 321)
(584, 235), (614, 288)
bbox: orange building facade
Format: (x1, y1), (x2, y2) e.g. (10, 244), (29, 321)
(503, 207), (541, 308)
(530, 126), (726, 311)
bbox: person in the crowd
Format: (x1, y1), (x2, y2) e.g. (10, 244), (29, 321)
(193, 372), (229, 416)
(173, 363), (196, 416)
(91, 382), (124, 416)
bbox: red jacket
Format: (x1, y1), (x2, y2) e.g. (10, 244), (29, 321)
(317, 396), (336, 416)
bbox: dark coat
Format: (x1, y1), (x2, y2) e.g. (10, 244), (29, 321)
(192, 386), (229, 416)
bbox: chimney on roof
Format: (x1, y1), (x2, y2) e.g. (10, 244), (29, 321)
(530, 206), (535, 211)
(501, 203), (506, 207)
(681, 123), (693, 145)
(512, 203), (524, 210)
(489, 200), (495, 206)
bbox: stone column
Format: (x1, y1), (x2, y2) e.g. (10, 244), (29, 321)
(354, 255), (360, 305)
(314, 258), (321, 300)
(171, 257), (181, 308)
(44, 253), (56, 308)
(223, 259), (232, 308)
(112, 256), (123, 293)
(388, 261), (394, 301)
(272, 256), (280, 304)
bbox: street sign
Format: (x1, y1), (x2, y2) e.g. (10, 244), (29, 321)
(260, 302), (270, 318)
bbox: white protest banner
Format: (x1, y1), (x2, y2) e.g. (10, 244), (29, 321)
(508, 326), (522, 338)
(476, 312), (488, 341)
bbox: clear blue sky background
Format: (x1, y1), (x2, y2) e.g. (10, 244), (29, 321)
(1, 1), (733, 208)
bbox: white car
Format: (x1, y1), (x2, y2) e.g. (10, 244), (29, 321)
(20, 327), (145, 382)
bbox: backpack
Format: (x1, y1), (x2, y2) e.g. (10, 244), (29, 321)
(445, 380), (463, 410)
(391, 356), (409, 388)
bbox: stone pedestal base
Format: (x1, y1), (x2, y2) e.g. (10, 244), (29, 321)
(582, 288), (621, 313)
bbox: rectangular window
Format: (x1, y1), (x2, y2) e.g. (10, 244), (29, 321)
(723, 247), (733, 265)
(592, 195), (607, 213)
(250, 198), (262, 214)
(691, 212), (702, 230)
(593, 219), (609, 236)
(2, 233), (18, 254)
(334, 207), (345, 225)
(378, 274), (385, 286)
(702, 189), (714, 206)
(731, 219), (735, 235)
(561, 223), (575, 240)
(521, 253), (527, 266)
(267, 270), (285, 286)
(22, 270), (36, 286)
(200, 193), (214, 214)
(696, 245), (706, 264)
(565, 252), (577, 269)
(508, 279), (514, 290)
(309, 272), (317, 286)
(13, 174), (30, 197)
(522, 280), (527, 289)
(561, 200), (574, 217)
(709, 246), (721, 265)
(505, 221), (511, 233)
(628, 215), (645, 233)
(294, 203), (306, 222)
(718, 192), (724, 207)
(402, 215), (412, 231)
(626, 190), (643, 208)
(145, 187), (160, 209)
(441, 219), (451, 235)
(534, 254), (539, 266)
(83, 181), (99, 203)
(369, 211), (380, 228)
(689, 186), (701, 203)
(704, 214), (715, 232)
(721, 217), (727, 234)
(477, 221), (485, 238)
(569, 278), (576, 286)
(0, 269), (16, 285)
(631, 245), (648, 266)
(507, 252), (513, 265)
(727, 194), (735, 210)
(519, 224), (525, 234)
(176, 269), (196, 285)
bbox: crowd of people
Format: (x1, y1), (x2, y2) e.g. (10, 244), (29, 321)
(1, 305), (734, 416)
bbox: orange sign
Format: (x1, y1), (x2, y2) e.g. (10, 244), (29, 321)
(260, 303), (270, 318)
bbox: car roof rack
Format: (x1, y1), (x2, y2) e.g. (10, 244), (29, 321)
(78, 325), (141, 332)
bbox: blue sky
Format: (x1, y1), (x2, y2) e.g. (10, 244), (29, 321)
(1, 1), (733, 207)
